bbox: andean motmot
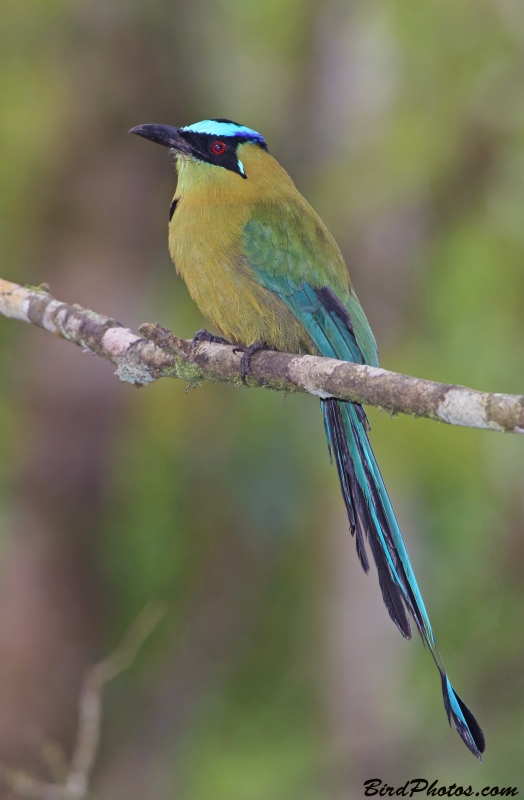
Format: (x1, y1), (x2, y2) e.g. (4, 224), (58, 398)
(130, 118), (485, 759)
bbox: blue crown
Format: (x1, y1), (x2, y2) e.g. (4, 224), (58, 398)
(181, 119), (266, 145)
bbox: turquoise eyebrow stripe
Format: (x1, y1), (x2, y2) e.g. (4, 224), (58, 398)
(182, 120), (265, 142)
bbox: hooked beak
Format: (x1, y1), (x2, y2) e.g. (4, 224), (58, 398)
(129, 124), (191, 154)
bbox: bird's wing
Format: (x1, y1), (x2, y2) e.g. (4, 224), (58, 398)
(241, 213), (485, 760)
(241, 216), (379, 366)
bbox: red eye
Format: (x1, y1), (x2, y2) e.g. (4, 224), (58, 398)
(211, 140), (227, 155)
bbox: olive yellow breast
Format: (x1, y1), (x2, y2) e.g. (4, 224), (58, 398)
(168, 144), (316, 352)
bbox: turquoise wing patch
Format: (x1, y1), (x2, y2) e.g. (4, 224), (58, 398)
(242, 218), (379, 366)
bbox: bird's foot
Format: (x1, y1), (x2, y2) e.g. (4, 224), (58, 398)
(232, 341), (277, 384)
(191, 329), (231, 350)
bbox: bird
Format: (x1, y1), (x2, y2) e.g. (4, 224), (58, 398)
(130, 118), (485, 759)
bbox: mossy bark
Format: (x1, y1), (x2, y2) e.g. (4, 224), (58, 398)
(1, 278), (523, 433)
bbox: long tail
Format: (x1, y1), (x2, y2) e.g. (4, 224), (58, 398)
(322, 398), (485, 760)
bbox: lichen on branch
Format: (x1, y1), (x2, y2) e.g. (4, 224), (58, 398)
(1, 276), (523, 433)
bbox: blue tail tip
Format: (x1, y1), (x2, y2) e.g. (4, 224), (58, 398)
(442, 673), (485, 760)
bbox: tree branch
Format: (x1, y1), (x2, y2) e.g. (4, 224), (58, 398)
(0, 601), (166, 800)
(0, 276), (523, 433)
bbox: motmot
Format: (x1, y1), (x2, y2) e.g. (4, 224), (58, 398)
(130, 118), (485, 759)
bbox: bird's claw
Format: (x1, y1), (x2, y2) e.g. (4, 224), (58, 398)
(191, 329), (231, 350)
(232, 341), (276, 384)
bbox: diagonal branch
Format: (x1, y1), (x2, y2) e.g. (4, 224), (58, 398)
(0, 601), (166, 800)
(0, 276), (523, 433)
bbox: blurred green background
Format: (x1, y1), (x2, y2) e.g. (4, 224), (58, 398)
(1, 0), (524, 796)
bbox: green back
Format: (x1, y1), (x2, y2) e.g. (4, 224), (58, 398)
(242, 212), (379, 367)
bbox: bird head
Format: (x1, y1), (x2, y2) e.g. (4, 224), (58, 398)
(129, 118), (267, 181)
